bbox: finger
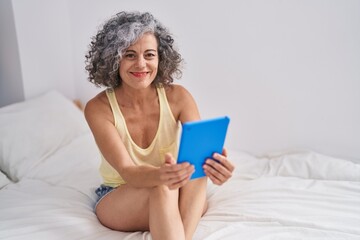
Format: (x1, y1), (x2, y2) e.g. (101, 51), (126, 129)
(205, 159), (233, 179)
(212, 153), (235, 172)
(207, 173), (222, 185)
(164, 162), (191, 173)
(168, 175), (191, 189)
(222, 148), (228, 157)
(160, 164), (194, 184)
(159, 164), (194, 184)
(169, 165), (194, 181)
(203, 167), (224, 185)
(204, 158), (234, 186)
(164, 153), (175, 165)
(167, 168), (194, 189)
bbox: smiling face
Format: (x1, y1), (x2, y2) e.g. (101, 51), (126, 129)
(119, 33), (159, 90)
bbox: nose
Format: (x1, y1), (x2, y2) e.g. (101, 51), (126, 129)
(135, 56), (146, 68)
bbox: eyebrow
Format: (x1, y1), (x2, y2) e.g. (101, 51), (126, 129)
(125, 49), (157, 53)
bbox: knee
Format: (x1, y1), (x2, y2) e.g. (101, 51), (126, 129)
(150, 184), (172, 196)
(150, 185), (178, 202)
(182, 177), (207, 191)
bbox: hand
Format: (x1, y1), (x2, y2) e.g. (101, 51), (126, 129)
(158, 153), (194, 190)
(203, 148), (235, 185)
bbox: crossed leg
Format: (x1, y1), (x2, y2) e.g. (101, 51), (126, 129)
(95, 177), (207, 240)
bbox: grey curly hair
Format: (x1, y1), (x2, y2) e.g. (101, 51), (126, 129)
(85, 11), (183, 88)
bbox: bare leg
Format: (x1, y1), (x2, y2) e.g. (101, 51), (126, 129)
(179, 177), (208, 240)
(149, 185), (185, 240)
(95, 185), (150, 231)
(95, 184), (185, 240)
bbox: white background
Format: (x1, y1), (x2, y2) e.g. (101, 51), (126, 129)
(1, 0), (359, 161)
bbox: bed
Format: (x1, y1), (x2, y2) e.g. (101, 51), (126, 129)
(0, 91), (359, 240)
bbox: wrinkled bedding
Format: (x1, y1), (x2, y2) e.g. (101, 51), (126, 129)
(0, 91), (359, 240)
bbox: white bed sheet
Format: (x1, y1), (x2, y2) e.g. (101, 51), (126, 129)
(0, 135), (359, 240)
(0, 91), (359, 240)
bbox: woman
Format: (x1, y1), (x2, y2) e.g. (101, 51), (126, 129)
(84, 11), (234, 240)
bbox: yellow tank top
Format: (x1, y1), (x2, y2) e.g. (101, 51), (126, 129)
(99, 86), (180, 187)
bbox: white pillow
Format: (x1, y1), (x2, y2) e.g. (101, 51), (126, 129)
(265, 150), (360, 181)
(0, 91), (89, 181)
(26, 132), (103, 199)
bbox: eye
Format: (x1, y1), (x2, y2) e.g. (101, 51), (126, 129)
(124, 53), (136, 59)
(145, 52), (157, 59)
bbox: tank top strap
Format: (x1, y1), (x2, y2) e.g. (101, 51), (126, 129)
(105, 88), (123, 127)
(157, 85), (177, 124)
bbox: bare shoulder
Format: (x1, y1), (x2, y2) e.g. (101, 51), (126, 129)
(164, 84), (193, 103)
(84, 90), (113, 125)
(164, 84), (200, 122)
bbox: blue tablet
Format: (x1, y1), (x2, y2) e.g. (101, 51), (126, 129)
(177, 116), (230, 180)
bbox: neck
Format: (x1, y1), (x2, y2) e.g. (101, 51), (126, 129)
(116, 84), (158, 108)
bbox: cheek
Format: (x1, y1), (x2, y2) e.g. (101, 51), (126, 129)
(118, 67), (123, 78)
(151, 61), (159, 73)
(118, 63), (127, 77)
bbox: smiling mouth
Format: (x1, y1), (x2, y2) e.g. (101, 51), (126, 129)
(131, 72), (148, 78)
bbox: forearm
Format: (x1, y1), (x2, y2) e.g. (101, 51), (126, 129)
(120, 165), (160, 188)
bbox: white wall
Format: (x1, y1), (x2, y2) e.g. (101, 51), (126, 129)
(11, 0), (75, 100)
(4, 0), (360, 161)
(0, 0), (24, 107)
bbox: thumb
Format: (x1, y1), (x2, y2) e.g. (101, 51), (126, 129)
(222, 148), (228, 157)
(164, 153), (175, 165)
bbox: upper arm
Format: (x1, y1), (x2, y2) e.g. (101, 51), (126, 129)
(84, 96), (134, 173)
(166, 84), (201, 123)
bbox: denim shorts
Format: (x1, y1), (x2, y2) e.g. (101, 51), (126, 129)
(94, 185), (117, 210)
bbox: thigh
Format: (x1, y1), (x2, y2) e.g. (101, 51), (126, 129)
(95, 184), (151, 231)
